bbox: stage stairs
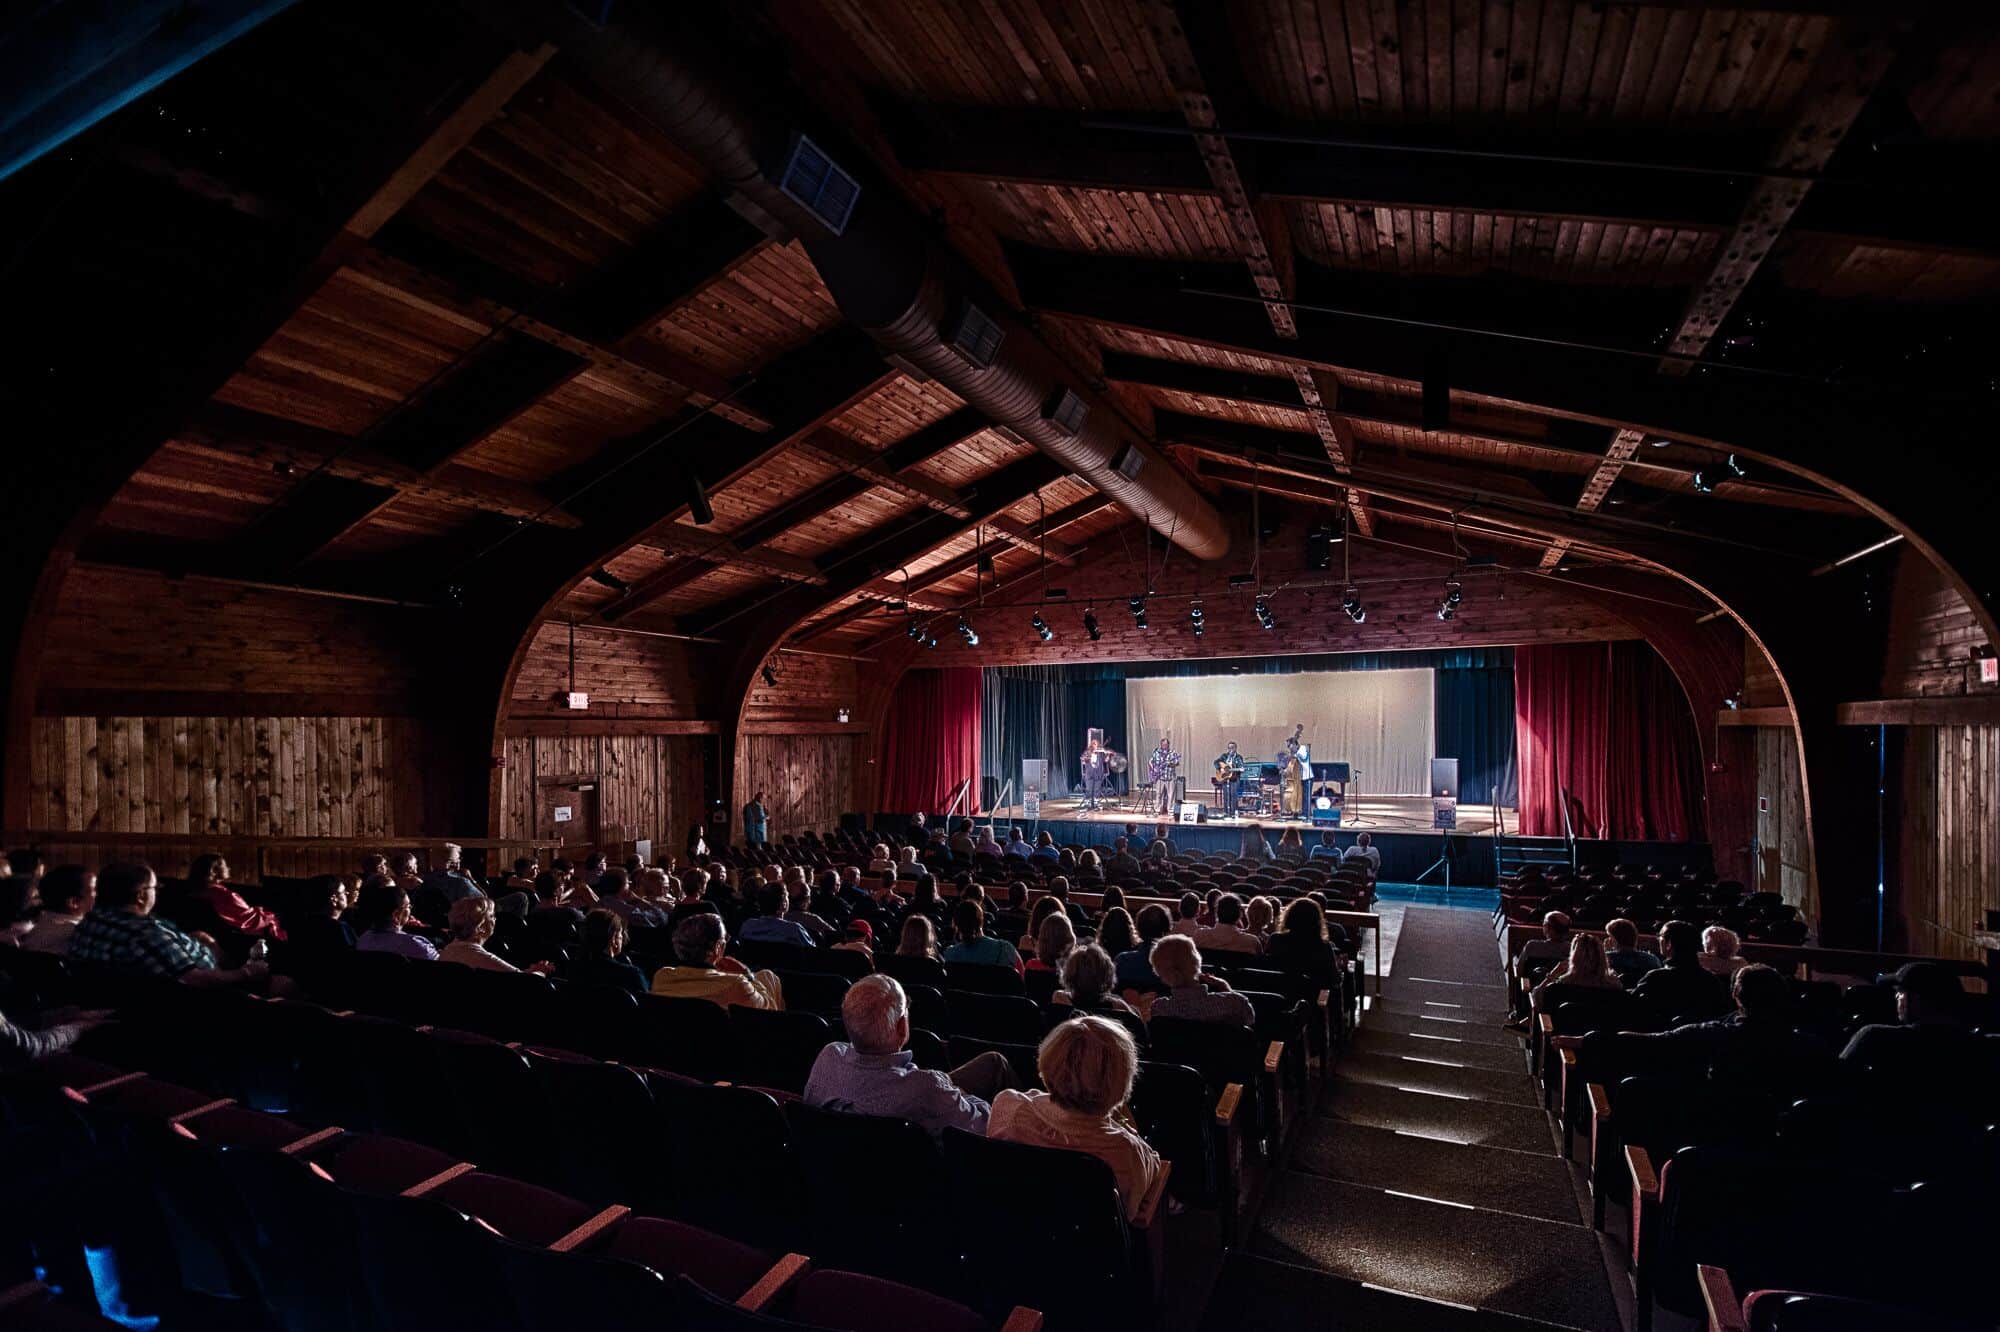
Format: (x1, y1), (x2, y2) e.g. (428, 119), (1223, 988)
(1493, 834), (1571, 878)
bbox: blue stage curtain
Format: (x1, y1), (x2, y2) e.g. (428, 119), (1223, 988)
(1436, 662), (1518, 809)
(981, 666), (1128, 797)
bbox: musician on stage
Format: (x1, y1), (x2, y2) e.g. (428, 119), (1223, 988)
(1080, 731), (1115, 811)
(1277, 726), (1309, 819)
(1146, 735), (1182, 816)
(1212, 741), (1246, 818)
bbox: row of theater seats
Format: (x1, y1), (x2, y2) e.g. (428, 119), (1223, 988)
(0, 942), (1331, 1327)
(1498, 929), (1999, 1327)
(0, 1049), (1047, 1332)
(1504, 880), (1806, 942)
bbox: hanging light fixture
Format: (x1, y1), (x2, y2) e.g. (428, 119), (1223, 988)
(956, 615), (979, 647)
(1189, 602), (1205, 637)
(1342, 587), (1366, 624)
(1030, 611), (1053, 642)
(1128, 596), (1148, 630)
(1082, 607), (1101, 641)
(1254, 596), (1276, 631)
(1436, 581), (1462, 621)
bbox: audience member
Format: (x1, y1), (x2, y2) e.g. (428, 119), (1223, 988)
(666, 870), (721, 929)
(23, 865), (93, 954)
(1148, 936), (1253, 1025)
(1602, 918), (1660, 988)
(1632, 919), (1730, 1019)
(597, 869), (669, 930)
(1151, 823), (1178, 857)
(1243, 895), (1276, 940)
(190, 853), (286, 941)
(1095, 906), (1138, 959)
(423, 843), (486, 903)
(570, 908), (649, 994)
(1530, 933), (1622, 1011)
(1, 876), (37, 948)
(1004, 826), (1034, 859)
(804, 975), (1017, 1138)
(942, 900), (1022, 975)
(1028, 912), (1077, 976)
(650, 914), (783, 1010)
(69, 861), (273, 989)
(1194, 893), (1263, 955)
(989, 1017), (1162, 1221)
(739, 884), (815, 948)
(1238, 823), (1273, 862)
(1275, 827), (1305, 863)
(1591, 964), (1833, 1090)
(1698, 925), (1747, 977)
(972, 825), (1002, 859)
(1840, 962), (1976, 1075)
(832, 918), (875, 962)
(897, 914), (940, 961)
(1308, 830), (1341, 863)
(1172, 892), (1202, 937)
(1107, 838), (1141, 878)
(353, 882), (438, 960)
(288, 875), (357, 957)
(1030, 832), (1059, 863)
(1341, 831), (1380, 875)
(439, 897), (518, 972)
(1263, 897), (1344, 994)
(1054, 944), (1142, 1027)
(2, 1003), (108, 1070)
(1115, 905), (1173, 993)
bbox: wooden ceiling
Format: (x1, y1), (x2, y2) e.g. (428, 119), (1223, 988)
(28, 0), (2000, 663)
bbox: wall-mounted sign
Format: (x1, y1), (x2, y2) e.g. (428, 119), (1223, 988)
(553, 806), (573, 823)
(1758, 795), (1769, 813)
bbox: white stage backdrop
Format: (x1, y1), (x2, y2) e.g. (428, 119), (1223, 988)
(1126, 669), (1435, 795)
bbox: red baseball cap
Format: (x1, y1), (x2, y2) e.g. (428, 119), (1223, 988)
(844, 920), (873, 941)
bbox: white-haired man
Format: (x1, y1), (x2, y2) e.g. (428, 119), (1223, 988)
(803, 974), (1018, 1139)
(423, 843), (486, 903)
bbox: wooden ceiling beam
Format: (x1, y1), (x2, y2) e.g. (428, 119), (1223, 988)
(1138, 0), (1371, 536)
(791, 492), (1117, 644)
(790, 429), (973, 519)
(1549, 22), (1901, 568)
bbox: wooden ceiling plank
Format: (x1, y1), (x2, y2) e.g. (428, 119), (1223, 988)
(791, 429), (974, 518)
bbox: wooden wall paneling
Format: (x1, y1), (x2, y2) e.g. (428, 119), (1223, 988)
(1753, 726), (1814, 925)
(1913, 723), (2000, 962)
(1880, 548), (1995, 700)
(741, 732), (857, 839)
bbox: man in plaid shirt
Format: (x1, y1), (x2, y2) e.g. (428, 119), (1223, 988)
(69, 861), (270, 990)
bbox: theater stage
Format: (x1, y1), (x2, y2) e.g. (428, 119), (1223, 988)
(987, 792), (1508, 838)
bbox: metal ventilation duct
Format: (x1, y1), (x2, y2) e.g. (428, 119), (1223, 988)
(556, 6), (1230, 562)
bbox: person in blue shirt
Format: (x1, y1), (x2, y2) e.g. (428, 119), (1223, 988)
(737, 884), (814, 948)
(942, 899), (1023, 975)
(804, 975), (1017, 1139)
(1004, 826), (1035, 859)
(742, 792), (769, 846)
(1307, 830), (1342, 863)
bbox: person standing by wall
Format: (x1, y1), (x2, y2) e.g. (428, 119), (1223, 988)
(743, 791), (769, 846)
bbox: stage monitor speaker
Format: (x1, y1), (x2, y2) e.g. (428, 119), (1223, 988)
(1430, 757), (1460, 800)
(1022, 758), (1050, 797)
(1177, 801), (1206, 824)
(1324, 761), (1351, 783)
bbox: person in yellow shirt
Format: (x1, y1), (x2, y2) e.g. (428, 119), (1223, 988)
(649, 912), (784, 1010)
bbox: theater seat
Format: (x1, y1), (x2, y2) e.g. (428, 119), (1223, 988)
(783, 1102), (952, 1283)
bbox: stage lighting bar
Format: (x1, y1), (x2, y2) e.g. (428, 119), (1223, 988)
(1128, 596), (1148, 630)
(1031, 611), (1053, 642)
(1082, 608), (1101, 641)
(1189, 603), (1204, 637)
(956, 616), (980, 647)
(1436, 581), (1462, 621)
(1254, 596), (1276, 631)
(1342, 587), (1366, 624)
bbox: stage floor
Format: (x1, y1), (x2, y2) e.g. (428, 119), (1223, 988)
(990, 793), (1509, 838)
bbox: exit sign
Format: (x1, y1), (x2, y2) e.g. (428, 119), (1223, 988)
(1982, 657), (1998, 685)
(560, 691), (589, 710)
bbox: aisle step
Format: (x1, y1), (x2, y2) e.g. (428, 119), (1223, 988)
(1199, 1250), (1560, 1332)
(1349, 1027), (1527, 1073)
(1320, 1078), (1557, 1154)
(1333, 1051), (1542, 1106)
(1358, 1009), (1521, 1048)
(1287, 1119), (1580, 1224)
(1254, 1174), (1620, 1330)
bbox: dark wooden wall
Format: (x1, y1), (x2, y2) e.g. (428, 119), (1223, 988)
(1752, 726), (1814, 921)
(494, 730), (707, 861)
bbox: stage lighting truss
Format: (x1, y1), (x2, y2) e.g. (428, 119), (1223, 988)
(956, 615), (980, 647)
(1254, 596), (1276, 631)
(1082, 608), (1101, 641)
(1128, 596), (1149, 630)
(1437, 580), (1463, 621)
(1031, 611), (1053, 642)
(1188, 602), (1204, 637)
(1342, 587), (1366, 624)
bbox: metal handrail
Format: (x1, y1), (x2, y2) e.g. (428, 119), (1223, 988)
(1557, 784), (1579, 869)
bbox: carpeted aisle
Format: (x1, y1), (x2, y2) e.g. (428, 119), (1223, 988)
(1239, 905), (1624, 1331)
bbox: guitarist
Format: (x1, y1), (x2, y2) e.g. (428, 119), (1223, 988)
(1212, 741), (1246, 818)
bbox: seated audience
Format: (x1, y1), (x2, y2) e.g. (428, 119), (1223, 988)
(1095, 906), (1138, 960)
(353, 881), (438, 960)
(942, 899), (1023, 975)
(529, 870), (587, 927)
(666, 869), (721, 928)
(989, 1017), (1162, 1221)
(1238, 823), (1273, 862)
(2, 1004), (108, 1070)
(1341, 831), (1381, 875)
(1030, 832), (1059, 863)
(1275, 826), (1306, 864)
(1115, 904), (1174, 993)
(787, 877), (838, 943)
(1263, 897), (1344, 993)
(1308, 830), (1341, 863)
(897, 914), (941, 962)
(1151, 823), (1178, 858)
(804, 974), (1017, 1139)
(569, 908), (649, 994)
(651, 914), (783, 1010)
(69, 861), (274, 989)
(1, 877), (37, 948)
(1005, 826), (1035, 859)
(867, 844), (895, 875)
(832, 918), (875, 962)
(23, 865), (93, 954)
(288, 875), (356, 956)
(439, 896), (518, 971)
(1840, 962), (1977, 1074)
(1100, 885), (1127, 914)
(1698, 925), (1747, 977)
(1018, 896), (1063, 955)
(1054, 944), (1142, 1026)
(1107, 838), (1142, 878)
(1602, 917), (1660, 988)
(1530, 932), (1622, 1011)
(1194, 893), (1263, 955)
(1243, 895), (1277, 940)
(1172, 892), (1202, 937)
(190, 853), (286, 941)
(1027, 911), (1077, 976)
(738, 884), (815, 948)
(1148, 936), (1253, 1025)
(595, 869), (668, 930)
(862, 870), (909, 937)
(972, 825), (1003, 859)
(1603, 964), (1832, 1089)
(1074, 849), (1104, 886)
(1632, 918), (1730, 1019)
(422, 843), (486, 903)
(895, 846), (925, 883)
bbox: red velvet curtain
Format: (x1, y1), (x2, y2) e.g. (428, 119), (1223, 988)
(1514, 642), (1703, 841)
(879, 667), (982, 814)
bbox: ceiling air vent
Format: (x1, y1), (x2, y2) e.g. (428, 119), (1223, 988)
(1044, 387), (1089, 437)
(1109, 442), (1145, 481)
(777, 134), (860, 235)
(944, 301), (1005, 368)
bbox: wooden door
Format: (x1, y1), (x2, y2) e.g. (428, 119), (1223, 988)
(539, 781), (600, 856)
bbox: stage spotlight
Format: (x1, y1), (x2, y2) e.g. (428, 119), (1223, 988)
(1082, 608), (1101, 641)
(1725, 453), (1749, 478)
(1436, 581), (1462, 622)
(1128, 596), (1148, 630)
(956, 616), (979, 647)
(922, 631), (938, 649)
(1030, 612), (1053, 642)
(1254, 596), (1276, 631)
(1189, 603), (1205, 637)
(1342, 587), (1366, 624)
(1691, 469), (1716, 494)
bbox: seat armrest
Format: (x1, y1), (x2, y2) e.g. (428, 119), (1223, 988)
(1537, 1014), (1554, 1036)
(167, 1098), (235, 1126)
(401, 1162), (476, 1197)
(1132, 1160), (1173, 1230)
(737, 1253), (810, 1312)
(1625, 1144), (1659, 1204)
(278, 1126), (346, 1156)
(1214, 1083), (1243, 1128)
(1263, 1041), (1283, 1076)
(999, 1308), (1045, 1332)
(548, 1204), (630, 1254)
(1696, 1265), (1746, 1332)
(1558, 1048), (1577, 1071)
(1587, 1083), (1611, 1123)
